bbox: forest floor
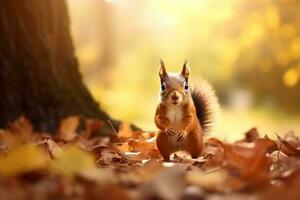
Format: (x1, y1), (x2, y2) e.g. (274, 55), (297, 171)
(0, 116), (300, 200)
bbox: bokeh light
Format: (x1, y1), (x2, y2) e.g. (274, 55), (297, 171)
(68, 0), (300, 141)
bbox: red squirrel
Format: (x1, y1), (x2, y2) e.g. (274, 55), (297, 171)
(155, 60), (219, 161)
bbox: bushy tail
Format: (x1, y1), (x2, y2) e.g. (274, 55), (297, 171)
(191, 79), (220, 133)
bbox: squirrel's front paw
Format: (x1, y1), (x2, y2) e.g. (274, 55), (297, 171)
(165, 128), (176, 136)
(177, 131), (186, 142)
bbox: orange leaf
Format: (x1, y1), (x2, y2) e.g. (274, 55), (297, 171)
(277, 134), (300, 157)
(81, 118), (103, 139)
(118, 122), (133, 140)
(57, 116), (80, 141)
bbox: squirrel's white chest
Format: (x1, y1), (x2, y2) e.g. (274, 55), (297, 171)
(166, 106), (184, 148)
(166, 106), (183, 128)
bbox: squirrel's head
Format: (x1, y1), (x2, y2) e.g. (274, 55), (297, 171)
(158, 60), (191, 106)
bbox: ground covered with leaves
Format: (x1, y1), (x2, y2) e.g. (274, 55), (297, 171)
(0, 117), (300, 200)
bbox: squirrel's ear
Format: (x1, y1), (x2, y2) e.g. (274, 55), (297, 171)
(159, 59), (167, 79)
(181, 60), (190, 80)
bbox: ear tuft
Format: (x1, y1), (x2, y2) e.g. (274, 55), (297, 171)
(181, 60), (190, 80)
(159, 59), (167, 79)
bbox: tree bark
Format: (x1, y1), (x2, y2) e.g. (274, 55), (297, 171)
(0, 0), (114, 132)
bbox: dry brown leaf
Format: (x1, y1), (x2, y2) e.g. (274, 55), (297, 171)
(129, 130), (156, 140)
(0, 117), (40, 149)
(57, 116), (80, 141)
(277, 134), (300, 157)
(90, 145), (107, 160)
(2, 117), (300, 199)
(128, 137), (160, 159)
(201, 151), (224, 170)
(236, 128), (259, 143)
(80, 118), (103, 139)
(118, 122), (133, 141)
(8, 116), (33, 136)
(206, 137), (278, 190)
(37, 137), (63, 158)
(97, 147), (125, 165)
(114, 142), (131, 153)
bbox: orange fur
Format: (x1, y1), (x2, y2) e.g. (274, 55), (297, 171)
(155, 60), (217, 161)
(154, 104), (169, 131)
(156, 131), (174, 161)
(183, 127), (203, 158)
(155, 102), (203, 161)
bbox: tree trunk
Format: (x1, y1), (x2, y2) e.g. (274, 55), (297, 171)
(0, 0), (115, 132)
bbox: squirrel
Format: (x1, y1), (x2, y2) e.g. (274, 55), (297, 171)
(155, 60), (219, 161)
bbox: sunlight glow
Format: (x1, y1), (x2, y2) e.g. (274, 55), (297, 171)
(283, 68), (299, 87)
(67, 0), (300, 136)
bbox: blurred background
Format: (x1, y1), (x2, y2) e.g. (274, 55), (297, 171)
(67, 0), (300, 141)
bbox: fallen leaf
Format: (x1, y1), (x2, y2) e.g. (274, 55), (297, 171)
(98, 147), (125, 165)
(277, 134), (300, 157)
(237, 128), (259, 143)
(8, 116), (33, 136)
(127, 137), (160, 159)
(80, 118), (103, 139)
(118, 122), (133, 141)
(206, 137), (278, 190)
(139, 166), (185, 200)
(0, 117), (39, 149)
(0, 144), (47, 176)
(57, 116), (80, 141)
(49, 145), (96, 177)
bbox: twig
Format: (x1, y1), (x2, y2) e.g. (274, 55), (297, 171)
(276, 133), (285, 161)
(107, 120), (122, 144)
(277, 134), (300, 157)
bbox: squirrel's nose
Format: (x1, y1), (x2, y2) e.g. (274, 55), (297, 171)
(171, 92), (179, 101)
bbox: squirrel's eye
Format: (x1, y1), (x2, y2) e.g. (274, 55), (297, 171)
(184, 81), (189, 91)
(161, 82), (166, 91)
